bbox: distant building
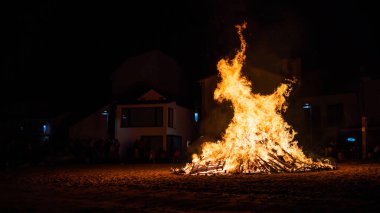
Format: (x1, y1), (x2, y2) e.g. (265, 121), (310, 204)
(68, 50), (197, 162)
(361, 78), (380, 127)
(297, 93), (360, 151)
(69, 105), (110, 141)
(115, 89), (195, 161)
(0, 101), (70, 167)
(1, 101), (59, 144)
(295, 78), (380, 159)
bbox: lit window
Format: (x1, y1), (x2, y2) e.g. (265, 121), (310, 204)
(121, 107), (163, 127)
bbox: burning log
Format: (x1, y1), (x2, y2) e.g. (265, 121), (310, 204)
(172, 154), (335, 175)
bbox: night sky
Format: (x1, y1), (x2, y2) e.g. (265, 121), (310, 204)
(2, 0), (379, 113)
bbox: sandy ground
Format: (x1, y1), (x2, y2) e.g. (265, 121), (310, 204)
(1, 163), (380, 212)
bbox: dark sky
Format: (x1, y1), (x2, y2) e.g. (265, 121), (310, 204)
(1, 0), (379, 111)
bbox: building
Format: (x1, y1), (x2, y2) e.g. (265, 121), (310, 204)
(68, 50), (197, 162)
(297, 93), (360, 150)
(294, 78), (380, 159)
(0, 101), (71, 167)
(115, 89), (195, 161)
(69, 105), (110, 142)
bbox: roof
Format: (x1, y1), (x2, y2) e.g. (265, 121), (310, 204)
(115, 87), (193, 109)
(110, 49), (180, 81)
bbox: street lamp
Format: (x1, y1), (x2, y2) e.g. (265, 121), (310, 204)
(303, 103), (312, 148)
(101, 110), (109, 138)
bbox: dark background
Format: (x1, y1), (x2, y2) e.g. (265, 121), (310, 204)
(1, 0), (379, 113)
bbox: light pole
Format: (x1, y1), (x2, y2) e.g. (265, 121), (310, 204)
(101, 110), (109, 139)
(360, 77), (368, 160)
(303, 103), (312, 148)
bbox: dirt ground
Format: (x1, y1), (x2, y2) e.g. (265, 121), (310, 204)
(1, 163), (380, 212)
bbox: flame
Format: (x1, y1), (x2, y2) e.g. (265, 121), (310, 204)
(177, 22), (333, 175)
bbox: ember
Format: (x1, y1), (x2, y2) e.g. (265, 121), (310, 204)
(173, 23), (335, 175)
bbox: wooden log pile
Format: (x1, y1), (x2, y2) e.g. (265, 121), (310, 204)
(172, 148), (335, 175)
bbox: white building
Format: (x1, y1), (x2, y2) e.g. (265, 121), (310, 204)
(115, 89), (195, 161)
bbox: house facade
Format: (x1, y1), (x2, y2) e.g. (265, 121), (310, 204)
(292, 77), (380, 158)
(67, 50), (197, 162)
(296, 93), (360, 150)
(115, 89), (195, 162)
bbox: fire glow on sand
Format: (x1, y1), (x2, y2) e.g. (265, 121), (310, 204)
(173, 23), (334, 175)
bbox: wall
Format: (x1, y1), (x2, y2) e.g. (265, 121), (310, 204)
(166, 103), (195, 151)
(362, 79), (380, 126)
(297, 93), (359, 149)
(69, 106), (108, 141)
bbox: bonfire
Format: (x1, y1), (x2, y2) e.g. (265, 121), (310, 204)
(174, 23), (334, 175)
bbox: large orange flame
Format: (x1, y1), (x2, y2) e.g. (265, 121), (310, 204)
(177, 23), (333, 175)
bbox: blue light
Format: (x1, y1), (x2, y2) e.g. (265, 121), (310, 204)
(347, 137), (356, 142)
(303, 103), (311, 109)
(194, 112), (199, 122)
(101, 110), (109, 116)
(43, 124), (47, 134)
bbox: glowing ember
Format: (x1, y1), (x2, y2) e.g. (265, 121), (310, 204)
(174, 22), (334, 175)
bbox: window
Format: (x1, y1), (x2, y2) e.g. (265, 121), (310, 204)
(327, 103), (344, 126)
(121, 107), (163, 127)
(168, 108), (174, 128)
